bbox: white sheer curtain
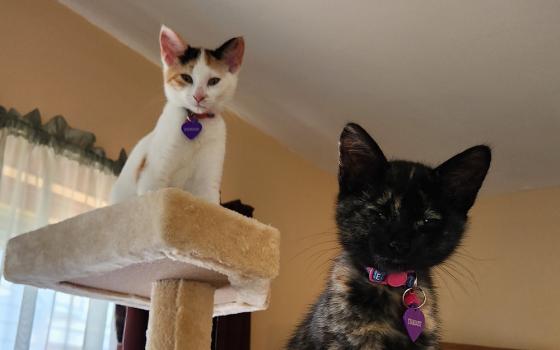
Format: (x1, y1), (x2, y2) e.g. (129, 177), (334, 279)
(0, 131), (118, 350)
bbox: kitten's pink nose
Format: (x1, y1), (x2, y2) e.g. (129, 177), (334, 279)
(193, 94), (206, 103)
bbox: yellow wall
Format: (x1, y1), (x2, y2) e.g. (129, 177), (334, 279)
(439, 187), (560, 350)
(1, 1), (559, 350)
(220, 109), (339, 348)
(0, 0), (163, 160)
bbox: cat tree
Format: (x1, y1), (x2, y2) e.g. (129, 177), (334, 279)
(3, 188), (280, 349)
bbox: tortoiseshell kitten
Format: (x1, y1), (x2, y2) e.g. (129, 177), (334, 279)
(288, 123), (491, 349)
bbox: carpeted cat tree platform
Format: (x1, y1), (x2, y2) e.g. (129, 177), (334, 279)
(3, 188), (280, 350)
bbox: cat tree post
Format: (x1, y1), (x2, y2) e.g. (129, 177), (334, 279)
(3, 189), (280, 350)
(147, 280), (215, 350)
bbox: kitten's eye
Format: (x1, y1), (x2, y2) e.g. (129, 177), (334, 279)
(418, 218), (442, 231)
(207, 77), (221, 86)
(181, 74), (193, 84)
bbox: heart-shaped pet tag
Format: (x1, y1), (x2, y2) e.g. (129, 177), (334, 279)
(182, 119), (202, 140)
(403, 307), (425, 342)
(404, 292), (420, 307)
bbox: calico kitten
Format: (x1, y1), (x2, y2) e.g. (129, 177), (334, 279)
(110, 25), (244, 204)
(288, 123), (491, 349)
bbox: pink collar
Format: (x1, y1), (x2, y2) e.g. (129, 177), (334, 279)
(366, 267), (416, 288)
(186, 109), (214, 120)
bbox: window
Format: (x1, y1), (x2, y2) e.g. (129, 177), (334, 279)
(0, 131), (118, 349)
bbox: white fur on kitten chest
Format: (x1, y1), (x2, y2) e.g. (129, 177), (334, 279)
(110, 105), (226, 204)
(110, 26), (243, 204)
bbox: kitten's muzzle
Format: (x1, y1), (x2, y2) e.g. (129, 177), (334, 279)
(191, 105), (211, 114)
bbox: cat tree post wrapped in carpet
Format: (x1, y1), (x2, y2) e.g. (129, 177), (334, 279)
(147, 280), (215, 349)
(3, 188), (280, 350)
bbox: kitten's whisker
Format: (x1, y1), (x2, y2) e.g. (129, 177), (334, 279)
(451, 251), (477, 261)
(308, 253), (338, 276)
(443, 261), (473, 282)
(310, 256), (337, 276)
(306, 248), (339, 268)
(448, 258), (477, 281)
(306, 247), (339, 260)
(443, 262), (478, 290)
(447, 259), (481, 292)
(299, 245), (339, 263)
(288, 241), (339, 261)
(434, 267), (456, 301)
(298, 230), (338, 241)
(302, 239), (339, 246)
(455, 248), (494, 262)
(438, 265), (470, 295)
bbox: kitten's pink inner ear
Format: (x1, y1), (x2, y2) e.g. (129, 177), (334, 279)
(160, 26), (187, 66)
(223, 38), (245, 73)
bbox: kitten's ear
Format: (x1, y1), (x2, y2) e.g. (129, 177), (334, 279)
(215, 37), (245, 73)
(338, 123), (388, 192)
(160, 25), (187, 66)
(436, 145), (491, 212)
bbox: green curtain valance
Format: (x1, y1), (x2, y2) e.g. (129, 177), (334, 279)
(0, 105), (127, 175)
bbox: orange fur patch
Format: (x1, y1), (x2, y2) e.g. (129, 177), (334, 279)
(164, 63), (196, 89)
(135, 156), (147, 183)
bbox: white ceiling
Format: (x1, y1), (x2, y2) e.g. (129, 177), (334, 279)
(60, 0), (560, 194)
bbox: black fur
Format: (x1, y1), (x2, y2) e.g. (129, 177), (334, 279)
(287, 123), (491, 349)
(207, 37), (239, 60)
(179, 46), (201, 64)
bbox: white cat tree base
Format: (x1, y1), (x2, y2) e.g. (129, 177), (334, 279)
(3, 188), (280, 350)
